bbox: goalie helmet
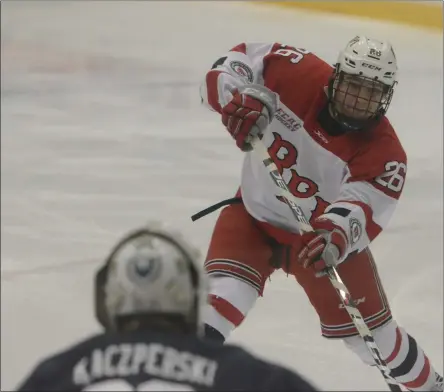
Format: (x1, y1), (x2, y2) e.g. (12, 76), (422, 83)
(94, 222), (207, 335)
(328, 35), (398, 132)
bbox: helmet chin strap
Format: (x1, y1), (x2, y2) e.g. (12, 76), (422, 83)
(329, 105), (369, 132)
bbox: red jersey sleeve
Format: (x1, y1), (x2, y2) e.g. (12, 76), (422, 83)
(320, 121), (407, 257)
(200, 42), (276, 113)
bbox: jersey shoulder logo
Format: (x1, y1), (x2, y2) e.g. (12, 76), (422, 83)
(229, 61), (253, 83)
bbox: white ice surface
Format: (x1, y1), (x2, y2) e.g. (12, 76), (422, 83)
(1, 2), (443, 390)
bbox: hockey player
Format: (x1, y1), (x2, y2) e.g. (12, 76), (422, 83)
(198, 36), (443, 391)
(16, 224), (319, 391)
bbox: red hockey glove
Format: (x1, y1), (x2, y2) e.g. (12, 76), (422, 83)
(221, 84), (278, 152)
(297, 217), (348, 276)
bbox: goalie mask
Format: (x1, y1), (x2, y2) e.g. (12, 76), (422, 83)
(94, 223), (207, 335)
(328, 35), (398, 132)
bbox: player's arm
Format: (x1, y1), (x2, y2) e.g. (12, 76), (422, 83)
(322, 151), (406, 255)
(298, 137), (407, 273)
(15, 362), (48, 391)
(200, 42), (282, 151)
(15, 352), (71, 392)
(200, 43), (274, 112)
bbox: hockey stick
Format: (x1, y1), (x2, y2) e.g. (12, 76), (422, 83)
(250, 136), (402, 392)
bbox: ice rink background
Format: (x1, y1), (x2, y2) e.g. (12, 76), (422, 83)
(1, 2), (442, 390)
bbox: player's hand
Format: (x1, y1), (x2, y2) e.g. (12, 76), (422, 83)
(297, 217), (348, 276)
(221, 84), (278, 152)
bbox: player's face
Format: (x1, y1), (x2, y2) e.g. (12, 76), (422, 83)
(333, 74), (386, 120)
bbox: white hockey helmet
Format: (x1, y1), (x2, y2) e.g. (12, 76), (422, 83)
(328, 35), (398, 131)
(94, 222), (207, 335)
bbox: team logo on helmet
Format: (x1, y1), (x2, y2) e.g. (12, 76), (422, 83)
(349, 36), (360, 46)
(369, 48), (382, 59)
(126, 253), (162, 285)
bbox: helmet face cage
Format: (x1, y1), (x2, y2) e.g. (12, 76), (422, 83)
(94, 228), (205, 335)
(328, 67), (396, 132)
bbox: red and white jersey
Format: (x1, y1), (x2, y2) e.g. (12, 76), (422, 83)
(200, 42), (407, 259)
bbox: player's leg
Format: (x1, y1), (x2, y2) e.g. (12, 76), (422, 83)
(344, 322), (442, 391)
(202, 202), (277, 343)
(293, 247), (442, 391)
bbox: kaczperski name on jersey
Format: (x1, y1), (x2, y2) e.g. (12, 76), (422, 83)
(72, 342), (218, 387)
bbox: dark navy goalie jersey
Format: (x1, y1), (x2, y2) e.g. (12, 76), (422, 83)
(16, 329), (319, 391)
